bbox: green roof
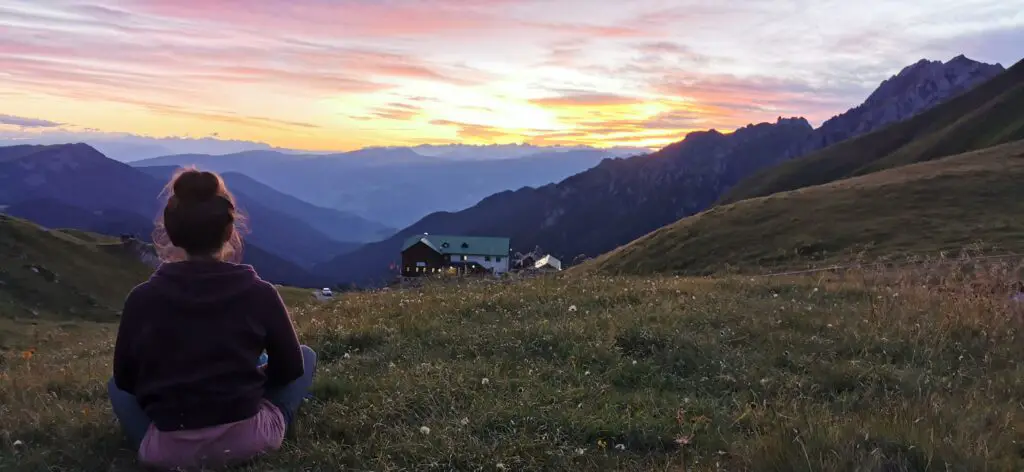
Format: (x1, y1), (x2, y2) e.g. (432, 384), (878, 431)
(402, 234), (510, 257)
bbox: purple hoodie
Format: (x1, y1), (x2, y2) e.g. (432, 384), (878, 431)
(113, 260), (304, 432)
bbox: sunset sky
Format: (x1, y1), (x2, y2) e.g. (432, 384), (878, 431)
(1, 0), (1021, 152)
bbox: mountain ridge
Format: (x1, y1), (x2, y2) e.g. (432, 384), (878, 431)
(0, 144), (340, 286)
(136, 165), (391, 244)
(586, 139), (1024, 276)
(721, 57), (1023, 204)
(132, 147), (626, 227)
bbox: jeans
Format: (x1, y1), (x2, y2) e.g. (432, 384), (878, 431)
(108, 345), (318, 450)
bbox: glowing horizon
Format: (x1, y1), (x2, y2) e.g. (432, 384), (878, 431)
(1, 0), (1021, 153)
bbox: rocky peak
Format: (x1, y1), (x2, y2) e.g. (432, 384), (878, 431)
(803, 55), (1005, 153)
(865, 55), (1004, 106)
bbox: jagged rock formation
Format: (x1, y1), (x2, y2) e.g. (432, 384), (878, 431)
(801, 55), (1005, 153)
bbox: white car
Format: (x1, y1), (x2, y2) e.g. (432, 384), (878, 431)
(320, 287), (334, 298)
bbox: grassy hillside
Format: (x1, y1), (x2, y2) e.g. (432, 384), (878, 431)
(3, 266), (1024, 470)
(721, 58), (1024, 205)
(0, 214), (151, 348)
(588, 140), (1024, 276)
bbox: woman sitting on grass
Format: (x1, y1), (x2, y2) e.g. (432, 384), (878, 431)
(107, 168), (317, 470)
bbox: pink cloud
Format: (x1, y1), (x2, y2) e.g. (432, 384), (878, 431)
(122, 0), (508, 38)
(530, 93), (644, 107)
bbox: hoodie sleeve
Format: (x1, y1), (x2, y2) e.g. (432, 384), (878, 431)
(112, 291), (141, 394)
(261, 283), (304, 387)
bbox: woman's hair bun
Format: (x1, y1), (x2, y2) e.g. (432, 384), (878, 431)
(172, 169), (220, 203)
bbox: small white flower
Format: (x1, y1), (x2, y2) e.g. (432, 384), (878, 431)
(568, 305), (578, 312)
(460, 417), (470, 426)
(614, 443), (626, 451)
(481, 377), (490, 385)
(343, 352), (351, 359)
(631, 360), (637, 365)
(12, 440), (23, 447)
(813, 287), (819, 292)
(575, 447), (586, 455)
(388, 362), (396, 368)
(772, 293), (779, 298)
(584, 370), (591, 376)
(419, 426), (431, 435)
(826, 323), (833, 328)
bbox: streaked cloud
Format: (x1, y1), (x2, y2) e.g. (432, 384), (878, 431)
(0, 113), (63, 128)
(0, 0), (1020, 151)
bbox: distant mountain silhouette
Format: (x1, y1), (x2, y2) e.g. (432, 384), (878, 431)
(0, 144), (341, 286)
(132, 148), (626, 227)
(137, 165), (392, 243)
(314, 55), (1006, 286)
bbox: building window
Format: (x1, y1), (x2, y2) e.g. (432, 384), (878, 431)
(484, 256), (491, 262)
(496, 257), (503, 262)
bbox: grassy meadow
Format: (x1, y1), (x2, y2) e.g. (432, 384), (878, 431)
(2, 258), (1024, 471)
(587, 140), (1024, 277)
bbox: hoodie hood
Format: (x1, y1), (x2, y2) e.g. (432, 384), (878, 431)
(148, 260), (262, 308)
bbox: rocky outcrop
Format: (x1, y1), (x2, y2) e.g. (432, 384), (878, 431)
(802, 55), (1005, 153)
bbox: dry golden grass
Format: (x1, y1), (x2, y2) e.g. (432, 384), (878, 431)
(2, 261), (1023, 471)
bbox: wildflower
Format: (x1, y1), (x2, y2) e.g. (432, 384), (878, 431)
(813, 287), (819, 292)
(615, 443), (626, 451)
(584, 370), (591, 376)
(82, 407), (90, 417)
(597, 438), (607, 449)
(343, 352), (351, 359)
(22, 348), (34, 361)
(460, 417), (470, 426)
(568, 305), (578, 312)
(419, 426), (431, 435)
(12, 440), (23, 447)
(631, 360), (637, 365)
(575, 447), (586, 456)
(481, 378), (490, 385)
(675, 435), (692, 446)
(772, 293), (779, 298)
(388, 362), (396, 368)
(826, 323), (834, 328)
